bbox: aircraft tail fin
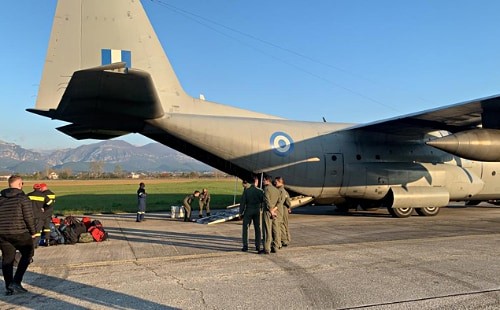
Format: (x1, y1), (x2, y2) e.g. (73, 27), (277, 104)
(36, 0), (186, 112)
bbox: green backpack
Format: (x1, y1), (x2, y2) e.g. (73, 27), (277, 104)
(78, 232), (94, 243)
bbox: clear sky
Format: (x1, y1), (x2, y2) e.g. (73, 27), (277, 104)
(2, 0), (500, 150)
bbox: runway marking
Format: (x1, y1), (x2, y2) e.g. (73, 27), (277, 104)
(337, 287), (500, 309)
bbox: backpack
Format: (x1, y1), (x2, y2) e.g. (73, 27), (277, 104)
(60, 216), (87, 244)
(78, 232), (94, 243)
(88, 220), (108, 242)
(82, 216), (92, 229)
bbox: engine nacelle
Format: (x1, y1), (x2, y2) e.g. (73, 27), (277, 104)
(426, 129), (500, 161)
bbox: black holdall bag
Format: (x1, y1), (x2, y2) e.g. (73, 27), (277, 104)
(60, 216), (87, 244)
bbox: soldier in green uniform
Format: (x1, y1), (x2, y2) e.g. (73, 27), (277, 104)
(198, 188), (211, 218)
(240, 176), (264, 252)
(183, 190), (200, 222)
(275, 176), (292, 247)
(259, 175), (281, 254)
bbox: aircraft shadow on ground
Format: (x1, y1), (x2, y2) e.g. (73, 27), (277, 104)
(2, 271), (179, 309)
(292, 205), (391, 218)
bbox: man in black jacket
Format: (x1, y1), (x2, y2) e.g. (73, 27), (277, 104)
(0, 175), (36, 295)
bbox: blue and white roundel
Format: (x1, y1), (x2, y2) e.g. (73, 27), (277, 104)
(270, 131), (294, 156)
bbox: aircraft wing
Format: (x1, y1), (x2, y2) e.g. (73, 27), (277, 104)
(344, 94), (500, 135)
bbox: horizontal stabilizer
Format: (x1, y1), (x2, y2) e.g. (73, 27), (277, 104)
(57, 123), (129, 140)
(26, 108), (57, 119)
(54, 66), (164, 123)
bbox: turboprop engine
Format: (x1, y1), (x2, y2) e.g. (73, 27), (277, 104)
(426, 129), (500, 162)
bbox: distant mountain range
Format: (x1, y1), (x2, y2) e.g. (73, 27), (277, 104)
(0, 140), (212, 173)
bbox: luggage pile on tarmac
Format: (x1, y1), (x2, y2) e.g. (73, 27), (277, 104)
(42, 216), (108, 246)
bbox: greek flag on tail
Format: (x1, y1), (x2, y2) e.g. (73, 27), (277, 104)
(101, 49), (132, 68)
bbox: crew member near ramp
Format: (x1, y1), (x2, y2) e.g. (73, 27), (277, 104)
(198, 188), (211, 218)
(275, 176), (292, 247)
(260, 175), (281, 254)
(27, 184), (45, 247)
(240, 176), (264, 252)
(39, 183), (55, 243)
(136, 182), (147, 222)
(183, 191), (200, 222)
(0, 175), (36, 295)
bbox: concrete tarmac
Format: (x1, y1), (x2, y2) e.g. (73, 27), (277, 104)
(1, 204), (499, 309)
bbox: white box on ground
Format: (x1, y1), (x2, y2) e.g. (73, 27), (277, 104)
(170, 206), (185, 219)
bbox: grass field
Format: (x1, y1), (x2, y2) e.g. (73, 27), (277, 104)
(22, 178), (243, 215)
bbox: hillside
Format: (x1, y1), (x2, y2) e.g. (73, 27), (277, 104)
(0, 140), (212, 173)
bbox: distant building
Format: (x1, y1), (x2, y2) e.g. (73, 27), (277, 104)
(129, 172), (140, 179)
(48, 172), (59, 180)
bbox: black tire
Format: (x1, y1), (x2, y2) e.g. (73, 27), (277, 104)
(387, 207), (413, 218)
(415, 207), (440, 216)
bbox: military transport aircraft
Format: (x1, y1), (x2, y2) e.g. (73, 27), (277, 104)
(28, 0), (500, 218)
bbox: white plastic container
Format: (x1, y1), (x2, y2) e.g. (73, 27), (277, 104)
(178, 206), (185, 218)
(170, 206), (178, 218)
(171, 206), (185, 219)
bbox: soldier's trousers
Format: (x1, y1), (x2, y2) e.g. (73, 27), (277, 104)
(280, 207), (291, 245)
(183, 203), (191, 221)
(199, 202), (210, 216)
(242, 208), (261, 249)
(262, 210), (281, 252)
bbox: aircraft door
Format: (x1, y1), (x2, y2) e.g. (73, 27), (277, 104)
(321, 153), (344, 197)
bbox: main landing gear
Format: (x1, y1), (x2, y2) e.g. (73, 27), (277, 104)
(387, 206), (440, 218)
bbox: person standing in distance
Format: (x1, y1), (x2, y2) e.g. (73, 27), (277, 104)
(240, 176), (264, 252)
(198, 188), (211, 218)
(183, 190), (200, 222)
(136, 182), (147, 222)
(0, 175), (36, 295)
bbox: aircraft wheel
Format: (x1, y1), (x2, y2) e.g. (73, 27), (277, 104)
(415, 207), (440, 216)
(387, 207), (413, 218)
